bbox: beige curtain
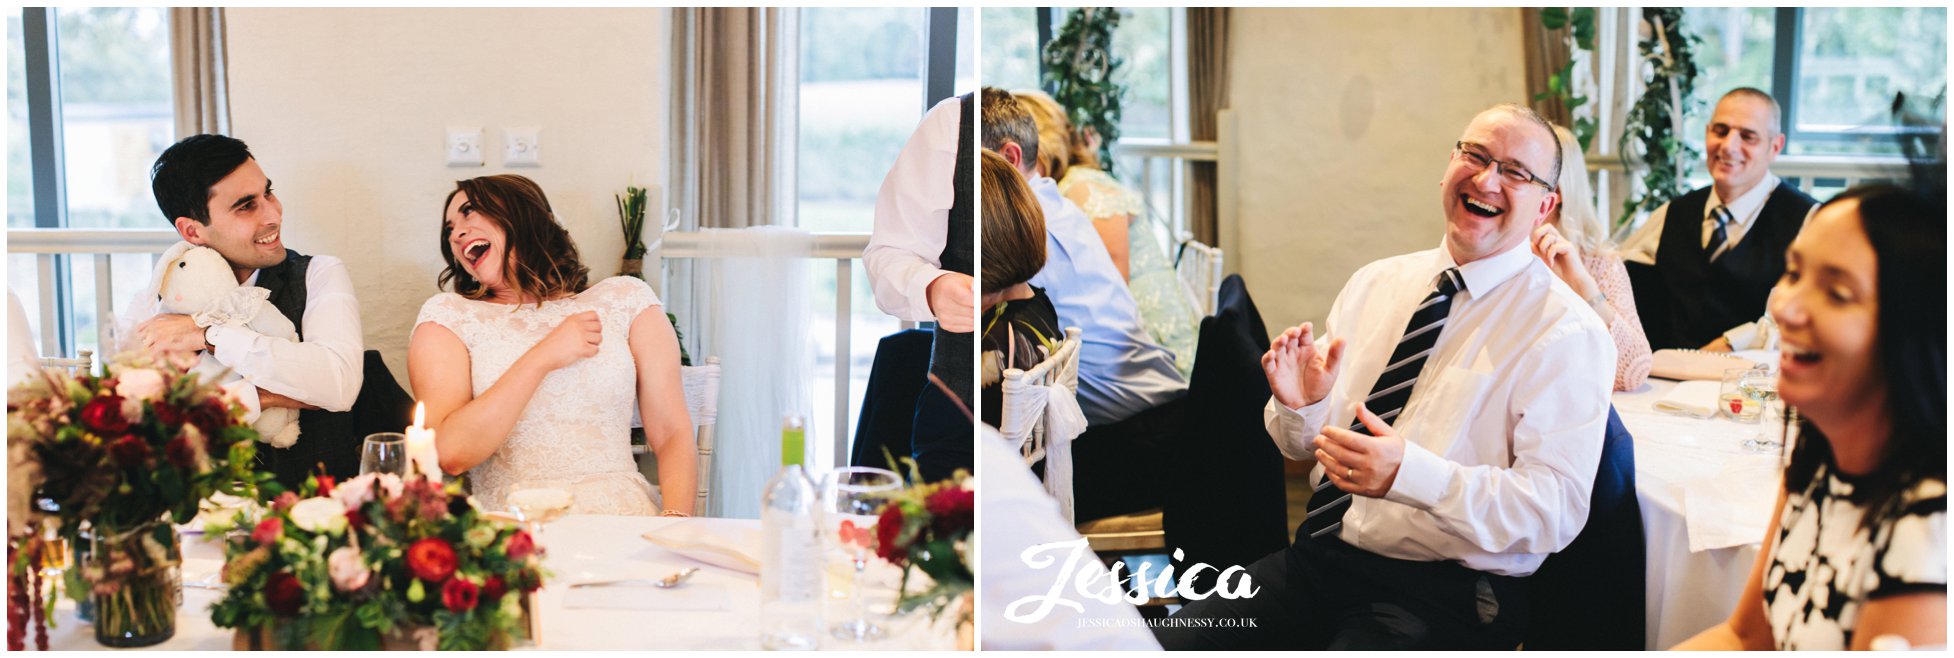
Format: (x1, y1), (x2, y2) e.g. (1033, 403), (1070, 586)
(169, 7), (229, 137)
(669, 7), (794, 231)
(1523, 7), (1574, 129)
(1186, 7), (1229, 247)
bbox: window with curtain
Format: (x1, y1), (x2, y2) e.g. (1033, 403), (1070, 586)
(8, 7), (175, 357)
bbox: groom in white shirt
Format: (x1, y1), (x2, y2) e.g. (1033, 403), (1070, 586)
(126, 134), (365, 488)
(1157, 104), (1613, 650)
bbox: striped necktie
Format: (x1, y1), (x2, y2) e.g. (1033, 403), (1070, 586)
(1706, 204), (1734, 260)
(1300, 267), (1464, 541)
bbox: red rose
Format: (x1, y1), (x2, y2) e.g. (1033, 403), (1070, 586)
(441, 577), (479, 612)
(252, 517), (283, 546)
(186, 398), (230, 437)
(345, 509), (368, 533)
(481, 576), (507, 604)
(406, 538), (458, 582)
(265, 572), (303, 616)
(518, 568), (543, 593)
(153, 401), (185, 428)
(875, 505), (907, 564)
(924, 486), (974, 537)
(164, 434), (201, 470)
(314, 475), (335, 498)
(107, 434), (150, 466)
(504, 530), (536, 561)
(79, 396), (131, 436)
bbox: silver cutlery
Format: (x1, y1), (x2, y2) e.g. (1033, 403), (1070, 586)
(569, 567), (700, 590)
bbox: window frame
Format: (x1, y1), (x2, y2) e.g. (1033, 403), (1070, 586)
(1770, 7), (1944, 150)
(19, 7), (77, 356)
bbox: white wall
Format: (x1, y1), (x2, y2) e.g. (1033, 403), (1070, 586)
(1227, 8), (1528, 332)
(226, 8), (669, 388)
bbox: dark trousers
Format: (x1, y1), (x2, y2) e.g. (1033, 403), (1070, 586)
(1069, 396), (1186, 522)
(1155, 537), (1529, 651)
(909, 384), (973, 483)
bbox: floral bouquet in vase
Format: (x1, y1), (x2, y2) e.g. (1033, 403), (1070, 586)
(6, 353), (266, 648)
(210, 473), (545, 650)
(870, 463), (973, 627)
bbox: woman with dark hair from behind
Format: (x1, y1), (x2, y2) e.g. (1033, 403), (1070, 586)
(976, 149), (1062, 431)
(407, 174), (697, 517)
(1675, 183), (1945, 650)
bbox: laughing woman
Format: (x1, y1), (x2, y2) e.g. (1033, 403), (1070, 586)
(407, 174), (696, 517)
(1675, 185), (1944, 650)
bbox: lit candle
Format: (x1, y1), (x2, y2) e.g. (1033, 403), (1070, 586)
(407, 402), (442, 483)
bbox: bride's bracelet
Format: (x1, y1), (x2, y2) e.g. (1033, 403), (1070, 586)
(660, 510), (690, 518)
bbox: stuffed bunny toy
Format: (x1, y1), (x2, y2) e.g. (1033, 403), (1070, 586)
(152, 244), (301, 448)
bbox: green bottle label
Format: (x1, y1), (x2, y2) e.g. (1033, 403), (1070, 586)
(781, 425), (805, 467)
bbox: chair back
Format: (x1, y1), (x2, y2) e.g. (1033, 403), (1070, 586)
(632, 356), (721, 515)
(1175, 238), (1225, 317)
(849, 329), (934, 469)
(40, 349), (92, 375)
(1523, 405), (1644, 649)
(998, 327), (1082, 463)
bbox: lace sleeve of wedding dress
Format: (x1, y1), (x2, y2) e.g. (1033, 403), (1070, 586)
(594, 276), (664, 327)
(1059, 168), (1148, 222)
(411, 293), (469, 343)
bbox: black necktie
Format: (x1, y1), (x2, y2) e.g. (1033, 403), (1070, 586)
(1300, 267), (1464, 541)
(1706, 205), (1734, 260)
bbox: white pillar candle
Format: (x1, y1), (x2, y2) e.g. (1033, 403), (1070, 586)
(408, 402), (442, 483)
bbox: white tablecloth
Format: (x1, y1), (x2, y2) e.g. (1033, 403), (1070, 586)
(1616, 373), (1787, 650)
(44, 515), (957, 651)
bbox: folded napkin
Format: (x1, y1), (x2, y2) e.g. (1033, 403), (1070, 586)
(1681, 461), (1782, 552)
(1651, 349), (1761, 381)
(563, 582), (733, 611)
(1652, 380), (1723, 418)
(641, 520), (762, 575)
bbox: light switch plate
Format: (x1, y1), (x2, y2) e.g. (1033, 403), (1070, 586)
(445, 127), (484, 167)
(505, 128), (541, 167)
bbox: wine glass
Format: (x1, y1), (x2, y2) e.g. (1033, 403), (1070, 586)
(507, 484), (574, 545)
(820, 466), (902, 643)
(1739, 368), (1788, 454)
(359, 432), (409, 476)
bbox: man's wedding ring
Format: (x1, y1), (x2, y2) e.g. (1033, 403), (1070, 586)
(1347, 467), (1355, 480)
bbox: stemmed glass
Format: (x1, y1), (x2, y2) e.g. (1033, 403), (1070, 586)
(359, 432), (409, 476)
(820, 467), (902, 643)
(507, 483), (574, 545)
(1732, 367), (1787, 454)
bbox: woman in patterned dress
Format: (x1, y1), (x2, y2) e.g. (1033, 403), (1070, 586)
(407, 174), (696, 516)
(1675, 185), (1944, 650)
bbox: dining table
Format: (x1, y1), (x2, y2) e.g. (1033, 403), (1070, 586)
(1614, 353), (1791, 650)
(41, 514), (958, 651)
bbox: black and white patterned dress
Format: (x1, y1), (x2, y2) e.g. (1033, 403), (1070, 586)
(1763, 462), (1946, 650)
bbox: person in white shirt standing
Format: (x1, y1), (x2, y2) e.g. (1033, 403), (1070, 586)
(865, 93), (976, 481)
(1158, 104), (1614, 650)
(125, 134), (364, 489)
(1619, 87), (1819, 351)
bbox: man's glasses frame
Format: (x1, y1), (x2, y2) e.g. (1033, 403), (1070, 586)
(1454, 141), (1557, 192)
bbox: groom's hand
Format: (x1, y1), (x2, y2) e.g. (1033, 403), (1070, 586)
(136, 314), (211, 356)
(531, 311), (603, 370)
(1262, 322), (1344, 410)
(926, 272), (975, 334)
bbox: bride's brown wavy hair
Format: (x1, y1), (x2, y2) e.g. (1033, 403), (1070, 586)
(438, 174), (590, 305)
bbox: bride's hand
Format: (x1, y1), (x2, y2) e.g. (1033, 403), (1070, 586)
(529, 311), (602, 370)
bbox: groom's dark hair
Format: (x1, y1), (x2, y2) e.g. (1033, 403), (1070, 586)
(151, 134), (254, 226)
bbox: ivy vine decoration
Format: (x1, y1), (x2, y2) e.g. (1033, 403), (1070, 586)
(1042, 8), (1125, 177)
(1618, 7), (1701, 228)
(1536, 7), (1600, 150)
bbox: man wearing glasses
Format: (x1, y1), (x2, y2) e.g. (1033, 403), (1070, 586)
(1620, 87), (1818, 351)
(1157, 104), (1614, 650)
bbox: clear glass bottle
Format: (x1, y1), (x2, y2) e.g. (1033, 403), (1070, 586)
(759, 464), (824, 650)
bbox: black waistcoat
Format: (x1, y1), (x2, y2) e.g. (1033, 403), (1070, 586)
(927, 93), (976, 405)
(251, 249), (362, 488)
(1648, 181), (1816, 349)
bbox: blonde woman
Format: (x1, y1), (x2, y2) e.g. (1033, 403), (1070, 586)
(1013, 89), (1201, 378)
(1530, 124), (1654, 391)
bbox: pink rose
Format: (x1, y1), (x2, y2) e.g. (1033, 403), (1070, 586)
(327, 546), (370, 592)
(331, 472), (404, 511)
(252, 517), (283, 546)
(113, 368), (166, 402)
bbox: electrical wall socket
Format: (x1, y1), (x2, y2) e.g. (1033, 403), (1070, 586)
(505, 128), (541, 167)
(445, 127), (485, 167)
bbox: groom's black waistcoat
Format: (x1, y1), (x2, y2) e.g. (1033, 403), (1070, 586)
(927, 92), (976, 406)
(253, 249), (361, 489)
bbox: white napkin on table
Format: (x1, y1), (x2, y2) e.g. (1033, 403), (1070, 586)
(563, 583), (733, 611)
(641, 519), (762, 575)
(1681, 461), (1781, 552)
(1653, 380), (1723, 418)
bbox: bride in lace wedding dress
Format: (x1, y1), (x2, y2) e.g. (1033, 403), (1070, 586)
(407, 174), (696, 516)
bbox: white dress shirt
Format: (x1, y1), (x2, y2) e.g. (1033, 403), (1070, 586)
(1265, 238), (1614, 577)
(864, 96), (963, 323)
(119, 252), (364, 413)
(1026, 175), (1185, 426)
(976, 427), (1161, 650)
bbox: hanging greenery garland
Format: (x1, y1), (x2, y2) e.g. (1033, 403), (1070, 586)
(1618, 7), (1701, 227)
(1042, 8), (1125, 177)
(1537, 7), (1600, 150)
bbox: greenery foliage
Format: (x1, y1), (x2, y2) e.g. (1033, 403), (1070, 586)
(1041, 8), (1125, 177)
(1537, 7), (1600, 150)
(1619, 8), (1702, 228)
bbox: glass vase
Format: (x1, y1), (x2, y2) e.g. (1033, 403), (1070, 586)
(88, 521), (179, 648)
